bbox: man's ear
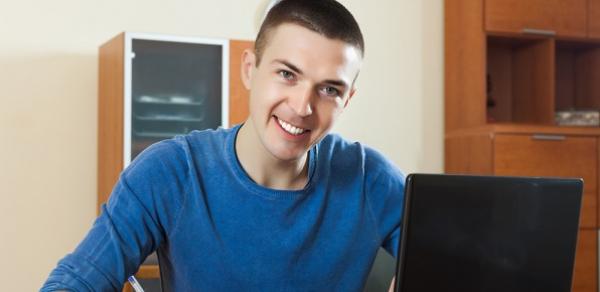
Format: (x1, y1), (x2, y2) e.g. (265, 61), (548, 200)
(241, 49), (256, 90)
(344, 87), (356, 108)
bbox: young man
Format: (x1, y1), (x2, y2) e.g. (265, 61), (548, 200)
(42, 0), (405, 291)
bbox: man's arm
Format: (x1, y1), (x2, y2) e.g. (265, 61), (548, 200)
(41, 139), (187, 291)
(41, 174), (164, 291)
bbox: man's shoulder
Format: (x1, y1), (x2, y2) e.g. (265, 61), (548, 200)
(320, 133), (402, 175)
(139, 126), (225, 153)
(187, 125), (233, 140)
(320, 133), (390, 162)
(319, 132), (362, 155)
(318, 133), (405, 203)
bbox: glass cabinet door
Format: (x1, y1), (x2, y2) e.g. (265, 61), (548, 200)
(128, 37), (227, 161)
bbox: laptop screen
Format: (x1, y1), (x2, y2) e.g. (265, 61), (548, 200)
(394, 174), (583, 292)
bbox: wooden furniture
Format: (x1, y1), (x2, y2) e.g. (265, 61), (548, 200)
(446, 1), (600, 291)
(98, 32), (252, 291)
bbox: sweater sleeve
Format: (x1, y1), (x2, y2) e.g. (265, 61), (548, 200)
(41, 139), (189, 291)
(364, 148), (406, 258)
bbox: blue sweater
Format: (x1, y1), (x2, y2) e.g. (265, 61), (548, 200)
(42, 125), (405, 291)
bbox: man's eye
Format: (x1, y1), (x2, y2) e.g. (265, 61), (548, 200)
(320, 86), (340, 97)
(278, 70), (295, 81)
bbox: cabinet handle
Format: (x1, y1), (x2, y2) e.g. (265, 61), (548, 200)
(532, 134), (566, 141)
(522, 28), (556, 36)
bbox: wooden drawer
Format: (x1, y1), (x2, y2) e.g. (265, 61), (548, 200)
(485, 0), (587, 38)
(493, 134), (597, 228)
(572, 229), (598, 292)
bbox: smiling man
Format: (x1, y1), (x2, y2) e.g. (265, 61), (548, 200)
(42, 0), (405, 291)
(236, 21), (363, 190)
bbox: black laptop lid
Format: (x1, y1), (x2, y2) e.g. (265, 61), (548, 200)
(395, 174), (583, 292)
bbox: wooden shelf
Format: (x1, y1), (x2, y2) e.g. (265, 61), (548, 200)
(487, 36), (555, 124)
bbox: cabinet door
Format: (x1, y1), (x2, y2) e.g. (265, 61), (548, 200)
(590, 0), (600, 39)
(572, 229), (598, 292)
(129, 38), (227, 161)
(493, 134), (597, 228)
(485, 0), (587, 38)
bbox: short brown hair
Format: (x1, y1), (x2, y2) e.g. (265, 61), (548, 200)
(254, 0), (365, 66)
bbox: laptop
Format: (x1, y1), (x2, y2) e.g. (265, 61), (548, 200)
(393, 174), (583, 292)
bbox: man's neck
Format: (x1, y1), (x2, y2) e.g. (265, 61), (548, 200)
(235, 122), (309, 190)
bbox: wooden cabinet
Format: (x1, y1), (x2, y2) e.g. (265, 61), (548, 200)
(98, 32), (253, 212)
(98, 32), (253, 291)
(485, 0), (587, 38)
(447, 1), (600, 289)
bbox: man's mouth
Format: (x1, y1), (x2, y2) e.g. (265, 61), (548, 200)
(275, 116), (309, 136)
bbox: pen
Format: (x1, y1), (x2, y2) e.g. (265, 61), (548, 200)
(128, 275), (145, 292)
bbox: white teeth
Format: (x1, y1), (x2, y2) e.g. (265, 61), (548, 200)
(277, 117), (306, 135)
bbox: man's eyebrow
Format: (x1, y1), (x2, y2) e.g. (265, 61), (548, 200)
(322, 79), (348, 88)
(272, 59), (304, 75)
(272, 59), (349, 88)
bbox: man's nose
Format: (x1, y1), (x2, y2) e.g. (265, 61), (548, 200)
(290, 85), (313, 117)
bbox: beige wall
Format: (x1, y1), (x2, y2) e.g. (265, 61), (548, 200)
(0, 0), (443, 290)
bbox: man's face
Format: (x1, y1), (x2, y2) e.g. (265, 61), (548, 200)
(242, 23), (362, 162)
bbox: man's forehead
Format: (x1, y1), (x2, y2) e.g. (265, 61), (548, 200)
(265, 23), (360, 56)
(262, 24), (362, 79)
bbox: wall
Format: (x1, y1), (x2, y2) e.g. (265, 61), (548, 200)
(0, 0), (443, 290)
